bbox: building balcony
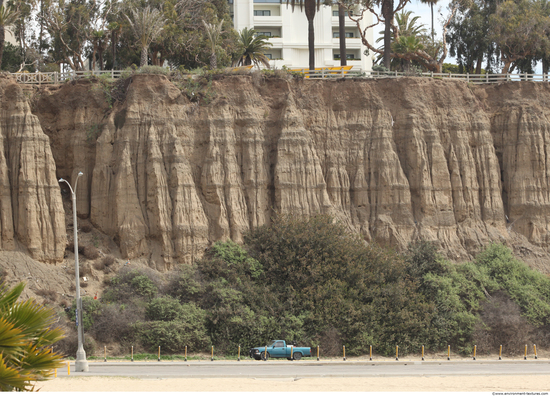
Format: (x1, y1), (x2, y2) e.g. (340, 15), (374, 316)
(266, 37), (283, 47)
(253, 16), (282, 25)
(331, 17), (358, 27)
(325, 59), (362, 68)
(331, 38), (362, 48)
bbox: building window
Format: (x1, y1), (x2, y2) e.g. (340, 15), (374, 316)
(332, 10), (352, 17)
(254, 10), (271, 16)
(333, 32), (354, 38)
(256, 32), (272, 37)
(334, 54), (356, 60)
(265, 54), (273, 59)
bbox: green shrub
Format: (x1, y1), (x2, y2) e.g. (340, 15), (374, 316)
(68, 296), (102, 331)
(146, 296), (186, 321)
(103, 268), (160, 302)
(130, 275), (158, 299)
(475, 244), (550, 327)
(165, 264), (203, 303)
(137, 65), (170, 75)
(133, 318), (209, 353)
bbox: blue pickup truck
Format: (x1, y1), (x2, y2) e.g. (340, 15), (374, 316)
(249, 340), (311, 360)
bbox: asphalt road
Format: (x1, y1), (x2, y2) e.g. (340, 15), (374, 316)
(58, 360), (550, 379)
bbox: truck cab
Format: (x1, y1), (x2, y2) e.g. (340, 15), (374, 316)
(249, 340), (311, 360)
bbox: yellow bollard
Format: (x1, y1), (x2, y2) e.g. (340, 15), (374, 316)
(343, 345), (346, 361)
(291, 345), (294, 361)
(524, 345), (527, 360)
(447, 345), (450, 361)
(104, 345), (107, 362)
(185, 345), (187, 362)
(211, 345), (214, 362)
(396, 345), (399, 361)
(421, 345), (425, 361)
(499, 345), (502, 360)
(131, 346), (134, 362)
(238, 345), (241, 362)
(317, 345), (319, 361)
(55, 368), (57, 378)
(263, 345), (267, 361)
(158, 346), (161, 362)
(473, 345), (477, 361)
(534, 344), (538, 360)
(67, 361), (70, 376)
(369, 345), (372, 361)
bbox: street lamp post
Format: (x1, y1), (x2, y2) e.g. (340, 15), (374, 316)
(59, 172), (89, 372)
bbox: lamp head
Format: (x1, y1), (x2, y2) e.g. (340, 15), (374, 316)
(59, 178), (65, 183)
(78, 172), (83, 176)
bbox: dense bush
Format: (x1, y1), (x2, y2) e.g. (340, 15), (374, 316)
(68, 296), (102, 332)
(147, 296), (192, 322)
(475, 244), (550, 326)
(473, 290), (534, 354)
(59, 215), (550, 358)
(103, 268), (161, 302)
(133, 318), (210, 353)
(92, 302), (144, 349)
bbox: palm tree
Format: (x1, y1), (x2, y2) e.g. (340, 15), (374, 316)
(374, 10), (427, 71)
(203, 19), (223, 69)
(233, 28), (272, 68)
(125, 6), (166, 67)
(337, 1), (347, 66)
(420, 0), (439, 44)
(0, 4), (19, 69)
(286, 0), (322, 71)
(91, 30), (109, 71)
(394, 10), (427, 37)
(0, 282), (64, 391)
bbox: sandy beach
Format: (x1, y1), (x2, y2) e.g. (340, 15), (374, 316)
(37, 375), (550, 392)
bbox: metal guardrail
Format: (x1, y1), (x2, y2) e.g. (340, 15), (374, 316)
(10, 69), (550, 85)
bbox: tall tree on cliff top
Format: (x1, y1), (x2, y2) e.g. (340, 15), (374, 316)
(375, 10), (428, 71)
(337, 1), (348, 66)
(125, 5), (165, 66)
(489, 0), (550, 74)
(420, 0), (439, 43)
(202, 19), (222, 68)
(351, 0), (459, 71)
(0, 4), (19, 69)
(233, 27), (272, 68)
(286, 0), (322, 71)
(40, 0), (104, 71)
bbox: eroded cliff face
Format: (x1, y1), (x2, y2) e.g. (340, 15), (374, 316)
(0, 76), (66, 262)
(5, 73), (550, 271)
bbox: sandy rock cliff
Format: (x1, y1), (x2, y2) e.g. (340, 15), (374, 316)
(0, 76), (66, 262)
(3, 73), (550, 271)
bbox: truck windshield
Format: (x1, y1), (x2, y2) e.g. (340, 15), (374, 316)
(270, 340), (277, 347)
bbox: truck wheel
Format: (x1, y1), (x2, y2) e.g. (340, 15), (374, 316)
(293, 352), (302, 361)
(261, 352), (269, 361)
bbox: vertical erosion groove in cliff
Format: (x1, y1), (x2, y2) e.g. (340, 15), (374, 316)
(20, 74), (550, 267)
(0, 76), (66, 262)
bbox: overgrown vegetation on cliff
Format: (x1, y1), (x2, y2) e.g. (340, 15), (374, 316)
(56, 215), (550, 358)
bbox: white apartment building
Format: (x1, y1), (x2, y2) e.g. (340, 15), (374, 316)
(6, 29), (17, 46)
(230, 0), (374, 71)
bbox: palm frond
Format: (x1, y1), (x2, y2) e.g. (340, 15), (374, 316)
(0, 283), (65, 391)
